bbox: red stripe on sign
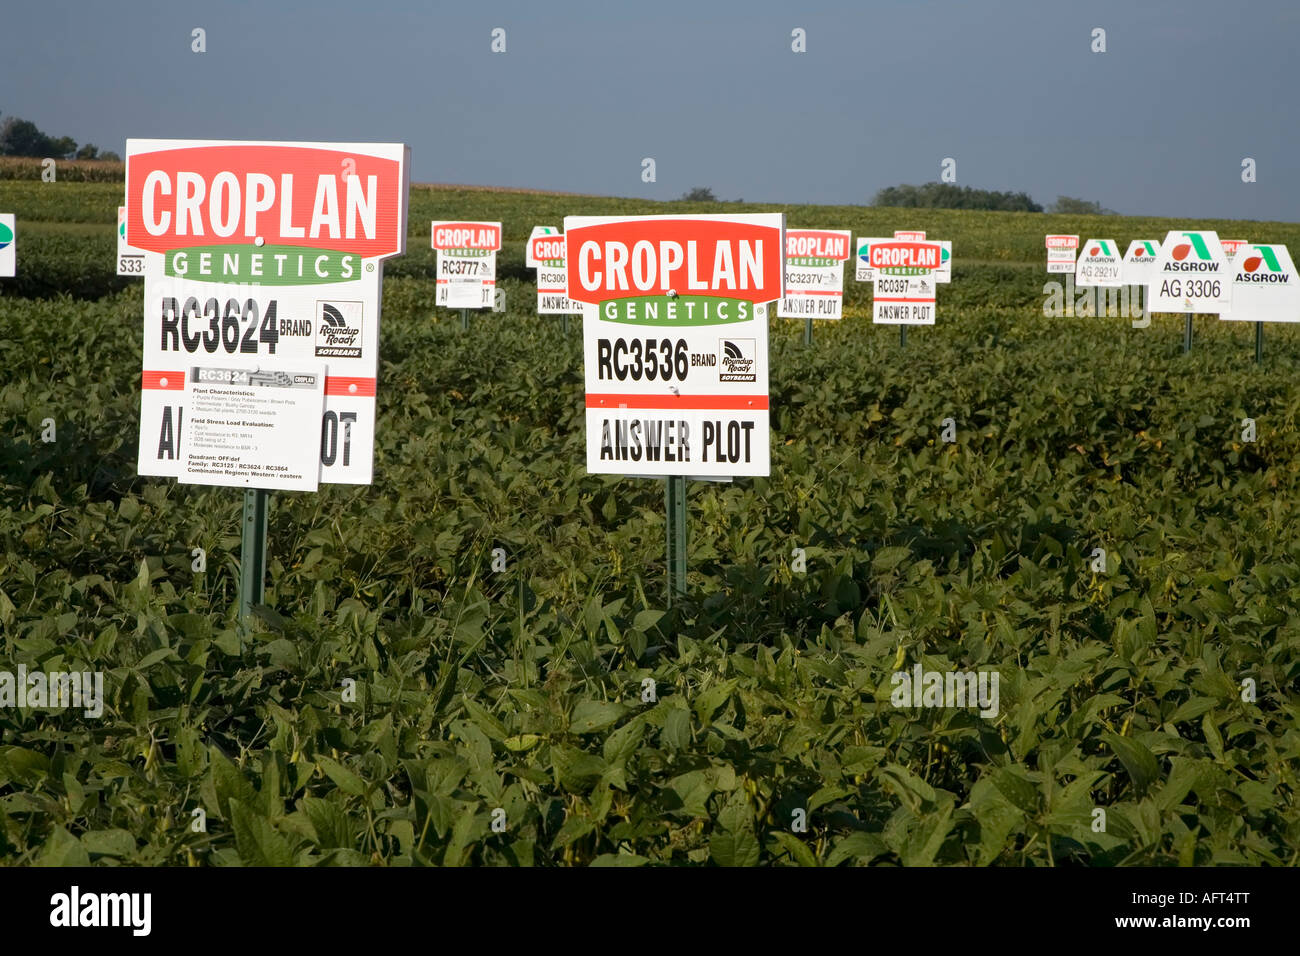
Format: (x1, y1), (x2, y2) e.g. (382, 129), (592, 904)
(788, 290), (843, 296)
(142, 370), (184, 390)
(325, 377), (376, 397)
(875, 297), (935, 303)
(586, 394), (769, 410)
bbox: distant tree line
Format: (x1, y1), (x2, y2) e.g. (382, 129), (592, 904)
(0, 112), (119, 161)
(872, 182), (1116, 215)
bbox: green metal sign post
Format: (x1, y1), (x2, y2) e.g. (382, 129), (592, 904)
(804, 317), (813, 347)
(461, 308), (470, 331)
(1183, 314), (1193, 354)
(665, 476), (687, 606)
(900, 325), (908, 349)
(239, 488), (270, 638)
(1255, 321), (1264, 364)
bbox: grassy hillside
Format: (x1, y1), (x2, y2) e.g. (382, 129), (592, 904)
(1, 181), (1297, 866)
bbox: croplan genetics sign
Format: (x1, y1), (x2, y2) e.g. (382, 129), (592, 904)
(778, 229), (850, 319)
(564, 214), (784, 477)
(127, 139), (409, 487)
(432, 220), (501, 308)
(526, 226), (581, 314)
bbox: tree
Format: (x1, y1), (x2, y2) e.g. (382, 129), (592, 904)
(1047, 195), (1117, 215)
(872, 182), (1042, 213)
(75, 143), (99, 160)
(680, 187), (717, 202)
(0, 115), (79, 158)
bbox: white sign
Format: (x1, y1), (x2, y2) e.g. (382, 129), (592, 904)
(432, 220), (501, 309)
(180, 364), (326, 491)
(1121, 239), (1160, 288)
(117, 206), (146, 276)
(778, 228), (850, 320)
(873, 273), (937, 324)
(1221, 244), (1300, 323)
(127, 139), (409, 487)
(564, 213), (784, 478)
(1046, 235), (1079, 273)
(872, 240), (941, 324)
(854, 236), (888, 282)
(1075, 239), (1123, 287)
(1149, 230), (1231, 313)
(526, 226), (581, 314)
(0, 214), (14, 277)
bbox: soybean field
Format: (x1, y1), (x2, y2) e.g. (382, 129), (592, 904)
(2, 179), (1299, 865)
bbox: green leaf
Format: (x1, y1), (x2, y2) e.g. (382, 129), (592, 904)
(1104, 732), (1160, 796)
(569, 699), (629, 734)
(590, 853), (650, 867)
(81, 828), (137, 858)
(230, 799), (296, 866)
(709, 827), (760, 867)
(315, 755), (367, 796)
(35, 828), (90, 866)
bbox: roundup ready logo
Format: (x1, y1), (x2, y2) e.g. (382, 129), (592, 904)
(719, 338), (756, 381)
(125, 139), (409, 283)
(1238, 246), (1289, 283)
(315, 300), (364, 357)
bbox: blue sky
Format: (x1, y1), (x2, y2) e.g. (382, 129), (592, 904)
(2, 0), (1296, 220)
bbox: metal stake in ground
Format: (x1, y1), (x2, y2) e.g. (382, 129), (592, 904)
(1255, 321), (1263, 364)
(461, 308), (469, 331)
(1184, 314), (1193, 354)
(900, 325), (908, 349)
(665, 476), (687, 605)
(804, 317), (813, 347)
(239, 488), (270, 640)
(562, 314), (569, 334)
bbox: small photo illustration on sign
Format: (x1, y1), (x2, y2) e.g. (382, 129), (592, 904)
(179, 364), (327, 492)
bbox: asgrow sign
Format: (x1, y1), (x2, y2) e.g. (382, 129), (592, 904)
(564, 214), (784, 477)
(1221, 244), (1300, 323)
(127, 139), (410, 487)
(1149, 230), (1231, 313)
